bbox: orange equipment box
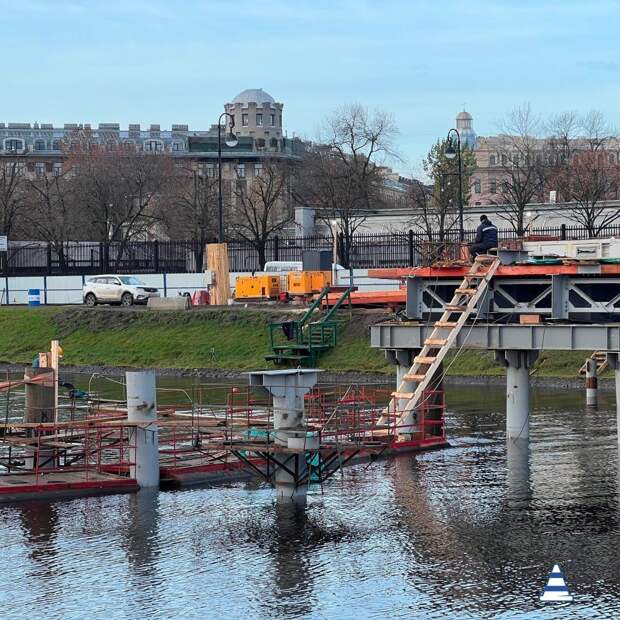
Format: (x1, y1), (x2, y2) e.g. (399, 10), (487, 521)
(235, 275), (280, 300)
(287, 270), (332, 296)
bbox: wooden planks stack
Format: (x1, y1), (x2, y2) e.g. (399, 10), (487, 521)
(207, 243), (231, 305)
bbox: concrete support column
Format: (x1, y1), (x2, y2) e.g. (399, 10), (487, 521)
(249, 369), (321, 502)
(585, 358), (598, 407)
(126, 371), (159, 488)
(607, 353), (620, 446)
(385, 349), (420, 435)
(495, 350), (538, 441)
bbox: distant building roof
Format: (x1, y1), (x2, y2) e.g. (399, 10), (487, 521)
(456, 110), (473, 121)
(231, 88), (276, 105)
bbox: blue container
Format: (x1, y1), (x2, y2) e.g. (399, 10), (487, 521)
(27, 289), (41, 306)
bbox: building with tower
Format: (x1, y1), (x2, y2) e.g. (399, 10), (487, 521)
(456, 110), (476, 150)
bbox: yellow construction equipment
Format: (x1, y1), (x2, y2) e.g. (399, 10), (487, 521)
(235, 275), (280, 300)
(287, 270), (332, 296)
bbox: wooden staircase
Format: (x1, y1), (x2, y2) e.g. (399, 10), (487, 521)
(579, 351), (608, 376)
(384, 255), (501, 434)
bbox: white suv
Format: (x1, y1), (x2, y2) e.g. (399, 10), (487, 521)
(83, 275), (160, 306)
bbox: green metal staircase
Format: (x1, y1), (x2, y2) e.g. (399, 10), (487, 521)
(266, 287), (354, 366)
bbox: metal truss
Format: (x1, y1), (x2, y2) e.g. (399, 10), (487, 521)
(406, 275), (620, 320)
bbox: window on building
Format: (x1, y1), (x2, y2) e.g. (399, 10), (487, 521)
(256, 114), (263, 126)
(52, 163), (62, 176)
(501, 153), (507, 165)
(255, 163), (263, 177)
(144, 140), (163, 152)
(256, 138), (265, 149)
(34, 139), (46, 151)
(490, 179), (497, 194)
(235, 163), (245, 178)
(270, 138), (278, 149)
(610, 153), (616, 164)
(4, 139), (24, 152)
(34, 162), (46, 177)
(206, 164), (215, 178)
(270, 114), (275, 126)
(242, 114), (248, 127)
(489, 154), (496, 166)
(52, 139), (62, 150)
(474, 179), (481, 193)
(172, 141), (183, 151)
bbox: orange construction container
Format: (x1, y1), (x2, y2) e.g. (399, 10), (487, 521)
(287, 270), (332, 295)
(235, 275), (280, 300)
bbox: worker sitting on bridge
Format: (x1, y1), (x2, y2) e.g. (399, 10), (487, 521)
(469, 215), (498, 260)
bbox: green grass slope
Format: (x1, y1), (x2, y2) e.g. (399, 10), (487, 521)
(0, 306), (601, 378)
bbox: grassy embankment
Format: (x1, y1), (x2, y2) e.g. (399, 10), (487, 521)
(0, 306), (597, 378)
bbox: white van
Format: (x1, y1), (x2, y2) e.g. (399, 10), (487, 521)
(263, 261), (346, 273)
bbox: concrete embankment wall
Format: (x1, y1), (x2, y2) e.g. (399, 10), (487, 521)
(0, 270), (398, 305)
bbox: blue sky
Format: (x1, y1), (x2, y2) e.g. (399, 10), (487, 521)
(2, 0), (620, 176)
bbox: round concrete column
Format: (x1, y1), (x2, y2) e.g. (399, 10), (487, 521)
(126, 371), (159, 488)
(499, 350), (537, 441)
(585, 358), (598, 407)
(506, 362), (529, 440)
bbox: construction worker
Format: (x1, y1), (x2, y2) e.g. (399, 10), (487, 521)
(469, 214), (498, 260)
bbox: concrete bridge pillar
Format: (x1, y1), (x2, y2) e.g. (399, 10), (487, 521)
(606, 353), (620, 446)
(248, 369), (321, 502)
(495, 350), (538, 441)
(126, 371), (160, 488)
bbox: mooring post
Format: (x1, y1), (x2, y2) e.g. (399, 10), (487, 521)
(24, 367), (55, 470)
(607, 353), (620, 446)
(585, 357), (598, 407)
(126, 371), (160, 488)
(248, 369), (321, 502)
(496, 350), (538, 441)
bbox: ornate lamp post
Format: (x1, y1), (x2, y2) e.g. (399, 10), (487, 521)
(217, 112), (238, 242)
(444, 128), (464, 242)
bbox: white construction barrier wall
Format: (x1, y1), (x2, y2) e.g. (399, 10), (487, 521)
(0, 270), (398, 305)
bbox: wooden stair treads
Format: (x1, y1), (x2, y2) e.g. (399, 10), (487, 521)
(380, 257), (501, 429)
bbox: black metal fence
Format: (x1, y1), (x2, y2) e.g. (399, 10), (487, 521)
(2, 223), (620, 277)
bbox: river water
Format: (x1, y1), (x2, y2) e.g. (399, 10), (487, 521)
(1, 379), (620, 619)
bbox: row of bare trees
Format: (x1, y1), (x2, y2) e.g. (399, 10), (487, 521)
(407, 105), (620, 240)
(0, 105), (399, 269)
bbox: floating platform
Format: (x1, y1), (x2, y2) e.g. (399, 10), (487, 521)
(0, 471), (138, 502)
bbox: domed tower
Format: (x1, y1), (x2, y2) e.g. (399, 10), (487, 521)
(224, 88), (283, 146)
(456, 110), (476, 149)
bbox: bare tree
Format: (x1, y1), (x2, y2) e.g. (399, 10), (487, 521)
(0, 158), (26, 237)
(492, 104), (546, 235)
(165, 164), (219, 269)
(21, 171), (78, 269)
(294, 104), (398, 267)
(232, 159), (292, 269)
(548, 110), (619, 236)
(66, 132), (172, 265)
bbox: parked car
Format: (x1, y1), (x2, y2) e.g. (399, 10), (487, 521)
(83, 275), (160, 306)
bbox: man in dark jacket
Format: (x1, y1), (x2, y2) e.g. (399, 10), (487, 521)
(469, 215), (498, 260)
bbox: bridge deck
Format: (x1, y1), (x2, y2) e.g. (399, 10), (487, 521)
(370, 322), (620, 352)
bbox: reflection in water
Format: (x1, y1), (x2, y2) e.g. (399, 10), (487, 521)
(1, 384), (620, 618)
(506, 438), (531, 505)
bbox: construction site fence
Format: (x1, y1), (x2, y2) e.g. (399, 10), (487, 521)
(3, 223), (619, 276)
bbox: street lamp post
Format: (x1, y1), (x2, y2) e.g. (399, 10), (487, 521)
(217, 112), (238, 243)
(444, 128), (464, 242)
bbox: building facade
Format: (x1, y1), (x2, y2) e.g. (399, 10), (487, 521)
(452, 110), (620, 207)
(0, 88), (302, 186)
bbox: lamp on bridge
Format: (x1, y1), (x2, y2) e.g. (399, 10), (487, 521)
(444, 128), (464, 242)
(217, 112), (238, 243)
